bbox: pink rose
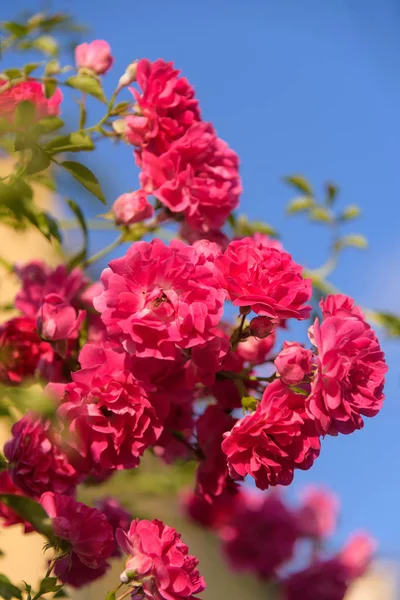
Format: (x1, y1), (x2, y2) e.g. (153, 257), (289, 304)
(274, 341), (313, 386)
(0, 472), (34, 533)
(112, 190), (154, 225)
(237, 329), (276, 364)
(338, 532), (376, 578)
(297, 486), (339, 540)
(320, 293), (365, 320)
(40, 492), (114, 587)
(75, 40), (114, 75)
(181, 485), (240, 530)
(95, 497), (132, 558)
(37, 293), (86, 341)
(0, 79), (62, 120)
(4, 413), (79, 498)
(216, 238), (312, 320)
(117, 518), (205, 599)
(283, 560), (349, 600)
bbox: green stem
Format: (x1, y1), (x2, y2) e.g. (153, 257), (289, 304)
(117, 588), (139, 600)
(230, 313), (247, 350)
(80, 234), (124, 269)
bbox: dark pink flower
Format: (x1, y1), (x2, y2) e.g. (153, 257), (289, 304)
(320, 294), (364, 320)
(307, 303), (387, 435)
(112, 191), (154, 225)
(186, 335), (230, 387)
(283, 560), (349, 600)
(0, 79), (62, 120)
(140, 122), (241, 232)
(0, 472), (34, 533)
(117, 518), (205, 599)
(196, 405), (237, 501)
(4, 413), (79, 498)
(75, 40), (114, 75)
(181, 485), (240, 530)
(153, 398), (194, 464)
(222, 492), (299, 578)
(338, 532), (376, 578)
(297, 486), (339, 540)
(222, 380), (320, 490)
(94, 239), (225, 360)
(125, 58), (200, 154)
(216, 238), (312, 320)
(0, 317), (54, 384)
(37, 293), (86, 341)
(179, 223), (230, 251)
(237, 330), (276, 365)
(56, 344), (166, 476)
(40, 492), (114, 587)
(95, 497), (132, 558)
(275, 341), (313, 386)
(248, 315), (279, 339)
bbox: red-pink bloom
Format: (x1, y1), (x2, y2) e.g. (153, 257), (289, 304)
(275, 341), (313, 386)
(237, 330), (276, 365)
(307, 302), (387, 435)
(125, 58), (200, 154)
(283, 560), (349, 600)
(196, 405), (237, 501)
(4, 414), (79, 498)
(320, 294), (364, 320)
(248, 315), (279, 339)
(75, 40), (114, 74)
(0, 79), (62, 120)
(94, 239), (225, 360)
(153, 398), (194, 464)
(95, 497), (132, 558)
(112, 190), (154, 225)
(0, 472), (34, 533)
(40, 492), (114, 587)
(222, 492), (299, 578)
(250, 232), (283, 251)
(181, 485), (240, 530)
(56, 344), (166, 475)
(117, 518), (205, 599)
(179, 223), (230, 251)
(139, 122), (241, 232)
(216, 238), (312, 320)
(222, 380), (320, 490)
(338, 532), (376, 578)
(37, 293), (86, 341)
(0, 317), (54, 384)
(186, 335), (230, 387)
(297, 486), (339, 540)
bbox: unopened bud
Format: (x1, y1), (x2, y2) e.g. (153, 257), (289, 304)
(249, 316), (278, 339)
(112, 119), (127, 135)
(118, 61), (138, 90)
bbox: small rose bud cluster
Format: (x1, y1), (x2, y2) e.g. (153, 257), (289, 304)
(182, 485), (376, 599)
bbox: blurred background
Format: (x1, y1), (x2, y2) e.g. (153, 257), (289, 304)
(1, 0), (400, 597)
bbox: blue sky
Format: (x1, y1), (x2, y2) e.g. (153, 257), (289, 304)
(2, 0), (400, 560)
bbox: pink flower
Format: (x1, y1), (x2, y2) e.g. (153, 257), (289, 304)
(222, 380), (320, 490)
(196, 405), (237, 501)
(181, 485), (240, 530)
(0, 317), (54, 384)
(338, 532), (376, 578)
(95, 497), (132, 558)
(307, 300), (387, 435)
(112, 190), (154, 225)
(275, 341), (313, 386)
(153, 398), (194, 464)
(140, 122), (241, 232)
(222, 492), (299, 578)
(117, 518), (205, 599)
(297, 486), (339, 540)
(237, 330), (276, 365)
(4, 414), (79, 498)
(179, 223), (230, 250)
(40, 492), (114, 587)
(320, 294), (364, 320)
(125, 58), (200, 154)
(186, 335), (230, 387)
(248, 315), (279, 339)
(94, 239), (225, 360)
(37, 293), (86, 341)
(0, 472), (34, 533)
(75, 40), (114, 75)
(216, 238), (312, 320)
(283, 560), (349, 600)
(0, 79), (62, 120)
(56, 344), (166, 476)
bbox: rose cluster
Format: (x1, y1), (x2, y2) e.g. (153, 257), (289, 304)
(182, 485), (376, 600)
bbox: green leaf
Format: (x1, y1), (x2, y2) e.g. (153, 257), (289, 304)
(105, 594), (116, 600)
(0, 574), (22, 600)
(24, 63), (41, 77)
(53, 590), (68, 598)
(44, 60), (61, 76)
(67, 199), (88, 267)
(60, 160), (106, 204)
(287, 195), (315, 214)
(65, 75), (106, 103)
(0, 453), (8, 471)
(12, 179), (33, 200)
(43, 79), (57, 100)
(14, 101), (36, 129)
(0, 495), (55, 542)
(283, 174), (313, 196)
(38, 578), (62, 594)
(340, 204), (361, 221)
(0, 118), (12, 136)
(325, 181), (339, 205)
(375, 312), (400, 337)
(111, 101), (130, 115)
(309, 206), (333, 223)
(334, 234), (368, 251)
(28, 172), (56, 191)
(32, 35), (58, 56)
(34, 211), (62, 243)
(26, 147), (51, 175)
(36, 116), (64, 134)
(45, 132), (94, 155)
(2, 21), (28, 37)
(3, 68), (22, 80)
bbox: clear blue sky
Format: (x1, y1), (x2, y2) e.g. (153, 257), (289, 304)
(3, 0), (400, 561)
